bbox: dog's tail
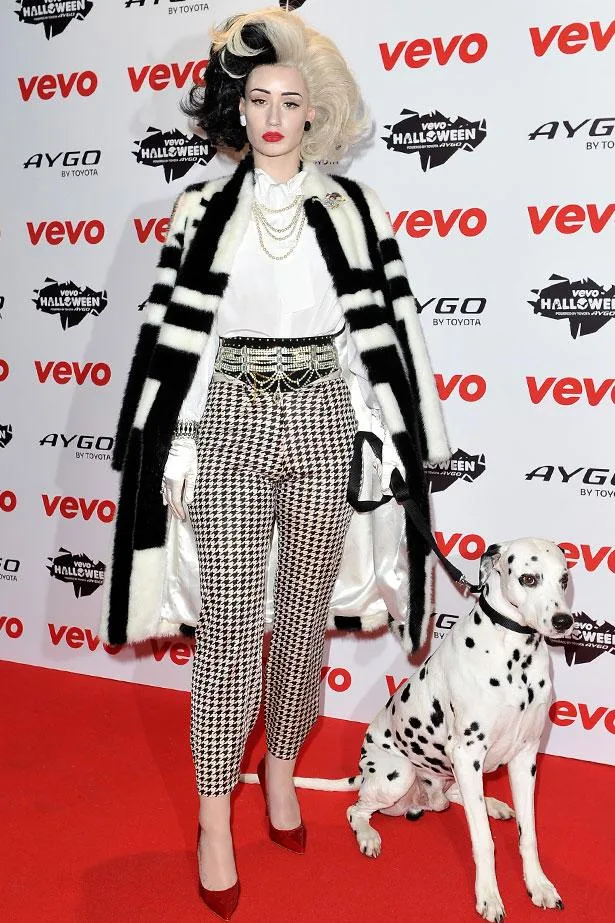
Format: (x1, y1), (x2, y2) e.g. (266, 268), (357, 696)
(240, 773), (361, 791)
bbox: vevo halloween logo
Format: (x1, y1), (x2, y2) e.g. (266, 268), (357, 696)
(382, 109), (486, 171)
(15, 0), (93, 40)
(133, 128), (216, 183)
(425, 448), (486, 494)
(47, 548), (105, 597)
(33, 278), (107, 330)
(548, 612), (615, 666)
(529, 274), (615, 338)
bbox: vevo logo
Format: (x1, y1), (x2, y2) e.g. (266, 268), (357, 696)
(320, 666), (352, 692)
(134, 217), (170, 244)
(389, 208), (486, 238)
(0, 616), (23, 639)
(27, 220), (105, 246)
(526, 377), (615, 406)
(549, 700), (615, 734)
(0, 490), (17, 513)
(379, 33), (488, 70)
(48, 624), (121, 655)
(42, 495), (116, 523)
(128, 58), (207, 92)
(18, 70), (98, 101)
(435, 374), (486, 402)
(559, 543), (615, 573)
(435, 532), (487, 560)
(35, 361), (111, 386)
(530, 20), (615, 57)
(528, 204), (615, 235)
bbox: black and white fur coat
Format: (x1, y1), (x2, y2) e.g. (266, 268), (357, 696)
(101, 154), (449, 652)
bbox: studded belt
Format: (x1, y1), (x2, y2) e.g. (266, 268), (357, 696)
(214, 334), (340, 394)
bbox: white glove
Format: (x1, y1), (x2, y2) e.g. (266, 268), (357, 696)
(161, 437), (197, 521)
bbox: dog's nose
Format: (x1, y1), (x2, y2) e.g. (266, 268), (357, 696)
(552, 612), (573, 632)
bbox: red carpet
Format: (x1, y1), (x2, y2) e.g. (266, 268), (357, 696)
(2, 660), (613, 922)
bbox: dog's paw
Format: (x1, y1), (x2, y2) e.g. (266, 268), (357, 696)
(357, 829), (382, 858)
(476, 884), (505, 922)
(526, 875), (563, 910)
(485, 797), (515, 821)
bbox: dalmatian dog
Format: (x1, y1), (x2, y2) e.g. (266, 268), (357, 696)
(346, 538), (573, 922)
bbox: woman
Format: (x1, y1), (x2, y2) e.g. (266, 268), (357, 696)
(102, 8), (449, 919)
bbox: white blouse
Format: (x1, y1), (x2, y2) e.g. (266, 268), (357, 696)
(217, 167), (344, 338)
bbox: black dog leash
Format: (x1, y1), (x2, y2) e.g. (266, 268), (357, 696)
(478, 595), (536, 635)
(388, 469), (483, 595)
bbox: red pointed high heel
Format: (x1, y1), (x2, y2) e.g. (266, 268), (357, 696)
(196, 826), (240, 920)
(256, 757), (306, 854)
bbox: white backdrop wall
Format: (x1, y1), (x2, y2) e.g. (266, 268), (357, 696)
(1, 0), (614, 766)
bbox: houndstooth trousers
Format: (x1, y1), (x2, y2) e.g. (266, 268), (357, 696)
(189, 374), (357, 796)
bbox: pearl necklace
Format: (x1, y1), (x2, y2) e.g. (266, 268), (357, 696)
(252, 193), (306, 261)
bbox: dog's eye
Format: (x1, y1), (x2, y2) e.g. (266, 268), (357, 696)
(560, 574), (569, 589)
(519, 574), (538, 588)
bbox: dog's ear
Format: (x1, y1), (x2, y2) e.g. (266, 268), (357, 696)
(479, 543), (501, 586)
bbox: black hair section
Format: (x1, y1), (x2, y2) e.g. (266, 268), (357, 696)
(181, 21), (278, 150)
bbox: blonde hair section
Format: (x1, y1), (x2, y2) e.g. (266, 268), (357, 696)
(210, 7), (370, 161)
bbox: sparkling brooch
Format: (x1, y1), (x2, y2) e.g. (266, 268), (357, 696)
(310, 191), (347, 210)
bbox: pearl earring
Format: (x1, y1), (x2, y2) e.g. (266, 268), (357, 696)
(239, 113), (247, 127)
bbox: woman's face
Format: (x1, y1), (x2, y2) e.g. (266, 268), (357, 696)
(240, 65), (315, 162)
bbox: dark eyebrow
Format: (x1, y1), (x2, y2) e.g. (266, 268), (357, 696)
(249, 88), (303, 97)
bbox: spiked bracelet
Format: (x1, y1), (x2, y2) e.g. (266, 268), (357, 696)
(172, 419), (198, 440)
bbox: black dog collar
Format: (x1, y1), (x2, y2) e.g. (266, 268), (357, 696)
(479, 596), (536, 636)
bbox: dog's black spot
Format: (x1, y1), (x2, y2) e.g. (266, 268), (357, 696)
(477, 733), (485, 741)
(391, 704), (396, 716)
(409, 717), (422, 729)
(526, 635), (535, 646)
(465, 637), (475, 648)
(508, 554), (514, 564)
(464, 728), (472, 736)
(531, 556), (538, 561)
(434, 743), (446, 753)
(522, 655), (532, 669)
(387, 770), (399, 781)
(518, 823), (522, 838)
(521, 673), (528, 684)
(400, 684), (411, 703)
(449, 702), (455, 714)
(366, 733), (373, 744)
(474, 612), (482, 625)
(520, 701), (526, 711)
(418, 735), (428, 744)
(366, 761), (374, 766)
(513, 649), (520, 661)
(360, 747), (367, 756)
(507, 660), (513, 669)
(410, 742), (424, 756)
(348, 777), (356, 784)
(431, 699), (445, 727)
(403, 728), (413, 739)
(385, 695), (394, 708)
(490, 678), (500, 686)
(470, 721), (479, 731)
(447, 735), (452, 740)
(466, 740), (474, 747)
(424, 778), (432, 786)
(419, 667), (426, 680)
(368, 767), (376, 773)
(534, 636), (540, 650)
(382, 743), (391, 749)
(508, 568), (512, 575)
(425, 757), (447, 770)
(384, 729), (391, 738)
(507, 674), (513, 683)
(473, 760), (480, 771)
(426, 726), (434, 736)
(483, 744), (487, 750)
(396, 730), (404, 742)
(531, 763), (536, 776)
(527, 688), (534, 704)
(539, 679), (545, 688)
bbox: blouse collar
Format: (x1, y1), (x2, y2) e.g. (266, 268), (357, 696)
(254, 167), (307, 207)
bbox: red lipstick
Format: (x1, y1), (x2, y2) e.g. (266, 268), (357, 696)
(262, 131), (284, 142)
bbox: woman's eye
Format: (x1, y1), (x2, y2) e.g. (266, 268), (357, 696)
(250, 98), (266, 105)
(284, 101), (299, 108)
